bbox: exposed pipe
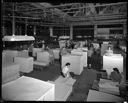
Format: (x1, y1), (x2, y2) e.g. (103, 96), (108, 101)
(3, 15), (69, 22)
(48, 2), (127, 9)
(3, 18), (67, 25)
(6, 2), (126, 13)
(3, 15), (41, 19)
(60, 2), (127, 11)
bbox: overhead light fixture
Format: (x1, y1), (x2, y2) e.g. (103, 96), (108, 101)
(2, 35), (35, 41)
(76, 35), (82, 38)
(59, 35), (70, 40)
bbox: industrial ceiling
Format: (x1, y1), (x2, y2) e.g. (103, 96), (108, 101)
(2, 2), (127, 26)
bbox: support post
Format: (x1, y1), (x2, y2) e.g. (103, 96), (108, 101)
(94, 24), (97, 38)
(70, 25), (73, 39)
(49, 26), (53, 37)
(123, 23), (127, 37)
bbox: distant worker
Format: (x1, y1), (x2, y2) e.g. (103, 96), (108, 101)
(110, 68), (122, 83)
(45, 45), (55, 64)
(28, 43), (34, 57)
(59, 46), (69, 64)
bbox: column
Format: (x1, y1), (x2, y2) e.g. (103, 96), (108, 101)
(70, 25), (73, 39)
(123, 23), (127, 37)
(94, 24), (97, 38)
(123, 23), (126, 83)
(2, 26), (5, 36)
(2, 26), (5, 47)
(49, 26), (53, 37)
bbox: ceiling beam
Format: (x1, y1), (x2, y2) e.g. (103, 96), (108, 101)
(59, 2), (127, 12)
(45, 2), (127, 9)
(42, 3), (80, 8)
(10, 2), (126, 12)
(30, 3), (72, 20)
(69, 18), (127, 26)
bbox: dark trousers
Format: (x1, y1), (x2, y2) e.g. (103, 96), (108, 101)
(60, 72), (65, 78)
(29, 52), (32, 57)
(59, 54), (62, 73)
(88, 56), (92, 66)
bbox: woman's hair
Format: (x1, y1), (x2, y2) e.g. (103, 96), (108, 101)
(93, 50), (97, 55)
(90, 44), (94, 48)
(113, 68), (120, 74)
(65, 62), (70, 66)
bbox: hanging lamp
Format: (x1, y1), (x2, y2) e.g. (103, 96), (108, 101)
(2, 35), (35, 41)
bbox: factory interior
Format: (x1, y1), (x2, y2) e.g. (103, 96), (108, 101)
(1, 2), (128, 102)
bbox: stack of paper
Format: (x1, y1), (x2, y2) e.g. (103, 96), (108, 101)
(54, 76), (76, 86)
(99, 79), (119, 95)
(87, 90), (124, 102)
